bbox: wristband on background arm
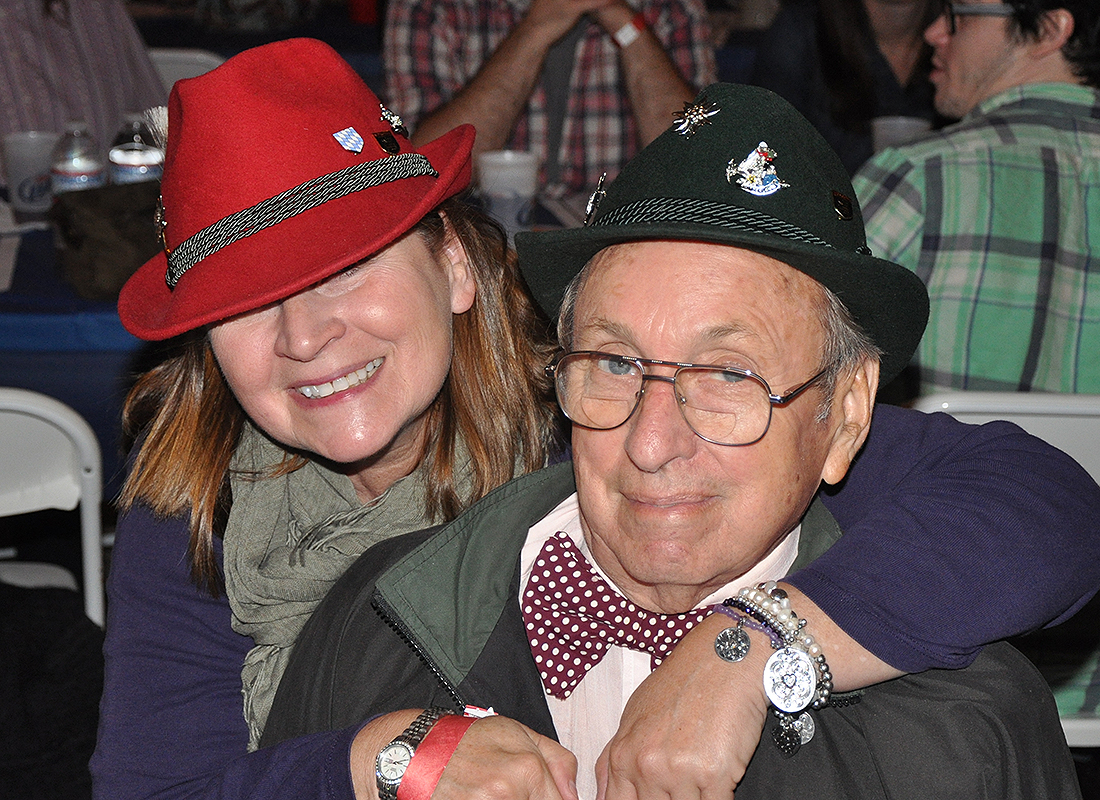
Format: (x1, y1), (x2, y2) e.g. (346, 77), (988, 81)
(613, 12), (647, 48)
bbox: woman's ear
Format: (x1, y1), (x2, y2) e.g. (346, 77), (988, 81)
(439, 213), (476, 314)
(821, 357), (879, 486)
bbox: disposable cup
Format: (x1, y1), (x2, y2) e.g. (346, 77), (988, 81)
(2, 131), (61, 214)
(870, 116), (932, 153)
(477, 150), (539, 240)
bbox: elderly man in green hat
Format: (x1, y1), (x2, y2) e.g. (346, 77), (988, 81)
(263, 84), (1079, 799)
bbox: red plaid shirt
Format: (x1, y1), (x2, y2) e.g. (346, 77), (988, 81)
(383, 0), (715, 196)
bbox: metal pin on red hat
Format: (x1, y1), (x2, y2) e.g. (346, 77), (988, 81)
(379, 104), (408, 138)
(333, 127), (364, 154)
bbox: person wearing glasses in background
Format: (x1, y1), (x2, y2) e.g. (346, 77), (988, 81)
(262, 84), (1081, 799)
(853, 0), (1100, 397)
(750, 0), (942, 175)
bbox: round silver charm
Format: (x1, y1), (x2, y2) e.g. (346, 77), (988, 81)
(714, 623), (751, 663)
(763, 646), (817, 713)
(793, 710), (815, 745)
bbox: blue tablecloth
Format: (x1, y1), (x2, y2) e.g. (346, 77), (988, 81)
(0, 229), (146, 494)
(0, 229), (140, 351)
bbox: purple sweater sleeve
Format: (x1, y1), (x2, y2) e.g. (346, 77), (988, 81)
(796, 404), (1100, 673)
(91, 504), (361, 800)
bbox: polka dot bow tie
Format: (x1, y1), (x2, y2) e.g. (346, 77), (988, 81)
(522, 530), (711, 699)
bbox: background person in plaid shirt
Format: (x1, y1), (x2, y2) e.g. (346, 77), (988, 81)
(853, 0), (1100, 396)
(383, 0), (715, 197)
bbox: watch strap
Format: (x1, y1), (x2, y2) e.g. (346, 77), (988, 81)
(398, 707), (452, 749)
(377, 707), (453, 800)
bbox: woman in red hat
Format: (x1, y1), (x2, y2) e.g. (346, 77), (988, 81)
(97, 35), (557, 790)
(91, 37), (1100, 800)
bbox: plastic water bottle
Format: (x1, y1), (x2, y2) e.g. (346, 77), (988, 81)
(108, 113), (164, 184)
(50, 121), (106, 194)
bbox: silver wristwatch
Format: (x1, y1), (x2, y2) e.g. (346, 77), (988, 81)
(375, 707), (452, 800)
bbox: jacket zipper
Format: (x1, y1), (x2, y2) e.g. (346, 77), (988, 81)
(372, 589), (466, 710)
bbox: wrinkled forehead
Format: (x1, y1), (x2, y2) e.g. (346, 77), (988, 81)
(571, 240), (829, 348)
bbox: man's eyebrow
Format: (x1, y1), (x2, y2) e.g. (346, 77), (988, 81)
(575, 319), (758, 347)
(575, 318), (633, 342)
(700, 323), (756, 344)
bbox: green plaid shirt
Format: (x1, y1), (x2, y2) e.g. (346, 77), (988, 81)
(854, 83), (1100, 394)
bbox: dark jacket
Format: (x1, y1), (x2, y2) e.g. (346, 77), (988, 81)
(264, 461), (1079, 798)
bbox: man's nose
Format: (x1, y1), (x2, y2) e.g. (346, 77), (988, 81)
(623, 375), (698, 472)
(273, 289), (346, 361)
(925, 11), (950, 45)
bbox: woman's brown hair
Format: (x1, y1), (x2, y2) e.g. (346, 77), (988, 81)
(119, 197), (557, 591)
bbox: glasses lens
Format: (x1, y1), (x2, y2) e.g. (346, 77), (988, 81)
(555, 353), (643, 430)
(676, 367), (772, 445)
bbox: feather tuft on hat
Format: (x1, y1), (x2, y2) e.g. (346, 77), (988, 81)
(144, 106), (168, 150)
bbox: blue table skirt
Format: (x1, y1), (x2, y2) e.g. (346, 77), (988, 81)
(0, 229), (146, 495)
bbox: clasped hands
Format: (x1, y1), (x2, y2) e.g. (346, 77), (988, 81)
(355, 615), (769, 800)
(516, 0), (645, 49)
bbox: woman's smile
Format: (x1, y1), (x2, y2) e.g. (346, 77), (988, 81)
(295, 357), (384, 399)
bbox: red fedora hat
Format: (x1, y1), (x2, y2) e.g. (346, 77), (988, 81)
(118, 38), (475, 340)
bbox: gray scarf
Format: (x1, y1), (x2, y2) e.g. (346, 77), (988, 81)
(223, 424), (469, 749)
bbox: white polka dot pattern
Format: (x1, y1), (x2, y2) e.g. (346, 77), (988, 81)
(521, 530), (710, 699)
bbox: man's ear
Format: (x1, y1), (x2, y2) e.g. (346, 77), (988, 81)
(1031, 8), (1075, 58)
(438, 212), (477, 314)
(821, 358), (879, 486)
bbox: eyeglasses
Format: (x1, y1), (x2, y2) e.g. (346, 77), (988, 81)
(547, 351), (827, 447)
(942, 1), (1016, 34)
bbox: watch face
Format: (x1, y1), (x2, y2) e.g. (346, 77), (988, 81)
(377, 741), (414, 783)
(763, 646), (817, 713)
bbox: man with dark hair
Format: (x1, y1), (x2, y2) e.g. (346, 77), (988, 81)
(854, 0), (1100, 394)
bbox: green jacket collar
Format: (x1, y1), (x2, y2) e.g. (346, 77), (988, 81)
(377, 462), (841, 690)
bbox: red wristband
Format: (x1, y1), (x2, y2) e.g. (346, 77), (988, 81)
(396, 714), (477, 800)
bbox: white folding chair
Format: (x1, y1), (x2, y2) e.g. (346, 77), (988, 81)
(0, 388), (104, 626)
(148, 47), (226, 94)
(915, 391), (1100, 746)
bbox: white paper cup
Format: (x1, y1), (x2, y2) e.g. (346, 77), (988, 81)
(871, 116), (932, 154)
(3, 131), (61, 214)
(477, 150), (538, 240)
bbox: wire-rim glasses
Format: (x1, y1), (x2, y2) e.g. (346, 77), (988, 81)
(547, 351), (828, 447)
(943, 1), (1016, 34)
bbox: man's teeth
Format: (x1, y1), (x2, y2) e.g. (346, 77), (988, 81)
(297, 358), (383, 399)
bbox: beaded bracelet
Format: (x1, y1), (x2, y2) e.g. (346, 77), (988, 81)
(712, 600), (784, 648)
(733, 581), (833, 710)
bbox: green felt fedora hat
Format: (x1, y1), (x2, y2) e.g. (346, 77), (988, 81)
(515, 83), (928, 385)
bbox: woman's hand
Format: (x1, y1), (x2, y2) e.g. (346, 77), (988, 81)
(352, 710), (579, 800)
(435, 715), (578, 800)
(595, 614), (770, 800)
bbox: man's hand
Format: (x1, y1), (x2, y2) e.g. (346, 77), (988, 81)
(595, 614), (770, 800)
(351, 710), (579, 800)
(596, 584), (902, 800)
(518, 0), (615, 46)
(411, 0), (611, 153)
